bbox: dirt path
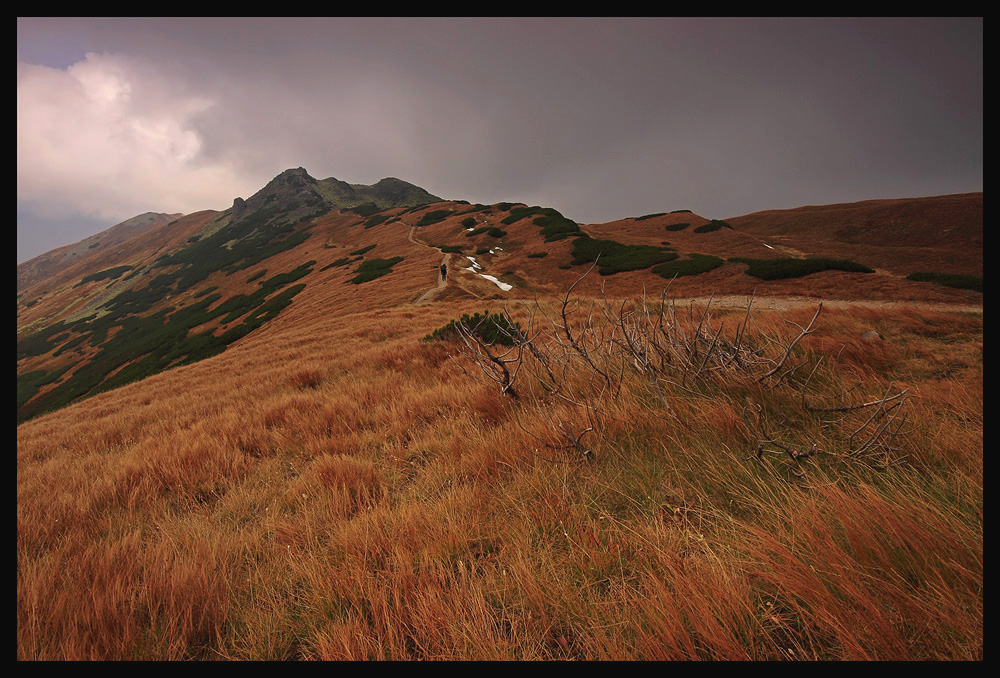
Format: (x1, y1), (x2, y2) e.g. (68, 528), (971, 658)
(409, 226), (453, 304)
(403, 226), (980, 314)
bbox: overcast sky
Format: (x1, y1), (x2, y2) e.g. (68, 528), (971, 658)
(17, 17), (982, 263)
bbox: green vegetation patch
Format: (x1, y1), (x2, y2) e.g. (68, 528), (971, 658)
(343, 202), (382, 217)
(436, 245), (465, 254)
(527, 252), (548, 259)
(17, 364), (74, 410)
(53, 334), (87, 358)
(349, 244), (377, 256)
(730, 257), (874, 280)
(693, 220), (734, 233)
(634, 212), (667, 221)
(466, 227), (507, 239)
(424, 311), (524, 347)
(671, 209), (692, 213)
(461, 217), (478, 228)
(496, 202), (516, 212)
(258, 261), (315, 292)
(17, 259), (315, 423)
(533, 212), (580, 242)
(416, 210), (456, 226)
(364, 214), (391, 229)
(906, 272), (983, 293)
(74, 265), (134, 287)
(321, 258), (352, 271)
(502, 206), (583, 241)
(501, 206), (545, 225)
(400, 203), (434, 215)
(570, 237), (677, 275)
(152, 203), (314, 288)
(665, 222), (691, 232)
(246, 270), (267, 283)
(350, 257), (405, 284)
(652, 254), (725, 279)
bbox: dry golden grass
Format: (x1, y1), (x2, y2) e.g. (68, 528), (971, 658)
(17, 286), (982, 660)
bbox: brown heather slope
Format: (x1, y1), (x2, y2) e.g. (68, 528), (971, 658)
(725, 193), (983, 277)
(17, 285), (983, 659)
(17, 210), (221, 334)
(17, 211), (183, 294)
(17, 187), (983, 427)
(16, 177), (984, 659)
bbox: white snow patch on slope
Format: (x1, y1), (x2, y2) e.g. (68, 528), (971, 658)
(464, 266), (514, 291)
(480, 274), (513, 291)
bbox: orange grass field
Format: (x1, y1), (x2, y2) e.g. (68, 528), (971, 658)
(17, 285), (982, 659)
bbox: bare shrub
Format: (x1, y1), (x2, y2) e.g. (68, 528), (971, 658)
(441, 265), (910, 475)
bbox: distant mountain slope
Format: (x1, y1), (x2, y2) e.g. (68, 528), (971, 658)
(725, 193), (983, 276)
(16, 169), (982, 424)
(15, 168), (447, 423)
(17, 212), (182, 293)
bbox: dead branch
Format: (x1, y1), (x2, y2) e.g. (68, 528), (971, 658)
(758, 303), (822, 382)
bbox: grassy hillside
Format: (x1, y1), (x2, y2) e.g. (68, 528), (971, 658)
(16, 183), (984, 659)
(725, 193), (983, 278)
(17, 284), (983, 659)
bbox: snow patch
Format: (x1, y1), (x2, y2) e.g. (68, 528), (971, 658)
(464, 266), (514, 291)
(762, 243), (775, 250)
(480, 274), (513, 291)
(466, 256), (482, 270)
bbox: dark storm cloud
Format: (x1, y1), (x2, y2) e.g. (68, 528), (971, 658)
(17, 18), (981, 262)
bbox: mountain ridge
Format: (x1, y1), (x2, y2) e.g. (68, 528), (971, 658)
(16, 168), (982, 423)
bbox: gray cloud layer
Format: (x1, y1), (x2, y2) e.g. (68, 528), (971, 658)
(17, 18), (982, 263)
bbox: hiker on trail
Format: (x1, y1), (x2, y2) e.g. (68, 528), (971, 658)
(441, 263), (447, 280)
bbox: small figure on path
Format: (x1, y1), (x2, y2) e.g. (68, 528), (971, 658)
(440, 263), (447, 280)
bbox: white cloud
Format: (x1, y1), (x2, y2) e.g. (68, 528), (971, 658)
(17, 52), (252, 223)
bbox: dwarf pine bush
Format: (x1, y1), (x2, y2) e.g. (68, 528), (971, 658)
(424, 311), (524, 346)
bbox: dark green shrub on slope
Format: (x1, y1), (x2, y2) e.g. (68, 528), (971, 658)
(416, 210), (456, 226)
(570, 237), (677, 275)
(729, 257), (874, 280)
(652, 254), (724, 279)
(424, 311), (524, 347)
(906, 272), (983, 293)
(350, 257), (405, 284)
(693, 220), (734, 233)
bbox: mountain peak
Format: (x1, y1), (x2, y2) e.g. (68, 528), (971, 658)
(276, 167), (316, 182)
